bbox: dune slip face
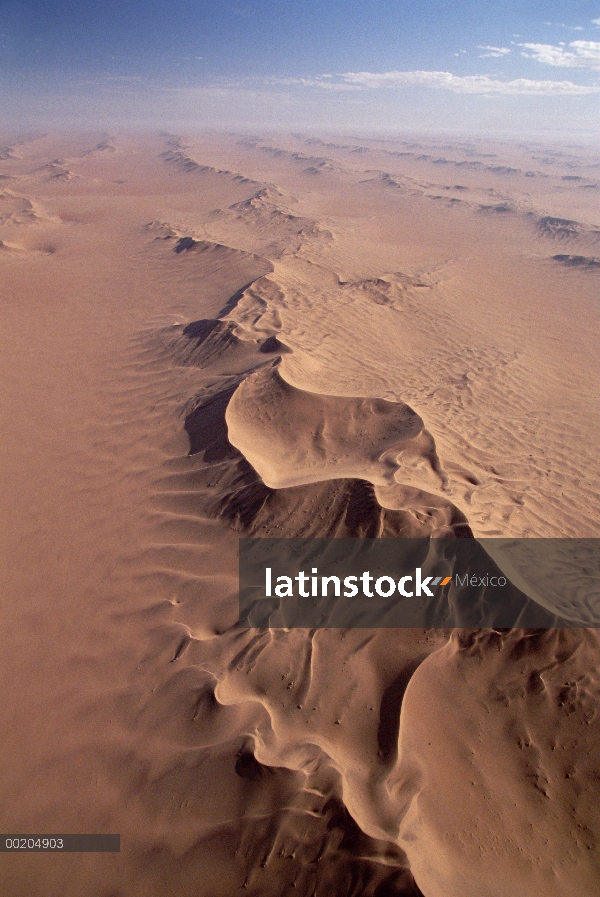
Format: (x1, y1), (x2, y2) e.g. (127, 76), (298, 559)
(1, 132), (600, 897)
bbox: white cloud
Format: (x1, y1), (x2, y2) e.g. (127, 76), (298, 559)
(592, 18), (600, 25)
(261, 75), (360, 90)
(520, 40), (600, 68)
(336, 70), (600, 95)
(477, 45), (511, 58)
(544, 22), (584, 30)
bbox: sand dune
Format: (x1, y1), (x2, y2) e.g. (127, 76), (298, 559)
(226, 366), (434, 489)
(206, 186), (332, 257)
(1, 131), (599, 897)
(78, 139), (118, 157)
(161, 146), (260, 188)
(239, 139), (336, 173)
(397, 629), (600, 896)
(153, 296), (470, 542)
(0, 190), (41, 224)
(35, 158), (80, 181)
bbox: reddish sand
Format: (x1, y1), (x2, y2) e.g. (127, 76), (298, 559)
(0, 131), (599, 896)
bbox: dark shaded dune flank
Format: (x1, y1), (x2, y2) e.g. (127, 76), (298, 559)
(553, 253), (600, 268)
(537, 215), (582, 239)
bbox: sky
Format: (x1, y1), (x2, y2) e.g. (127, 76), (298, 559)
(2, 0), (600, 137)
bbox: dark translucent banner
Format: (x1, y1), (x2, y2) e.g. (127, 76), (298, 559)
(238, 538), (600, 628)
(0, 835), (120, 852)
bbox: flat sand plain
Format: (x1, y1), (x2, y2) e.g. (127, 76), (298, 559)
(1, 131), (599, 896)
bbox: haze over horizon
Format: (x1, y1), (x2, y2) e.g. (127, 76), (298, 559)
(2, 0), (600, 138)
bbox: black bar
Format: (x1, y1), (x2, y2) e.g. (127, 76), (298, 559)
(0, 835), (120, 852)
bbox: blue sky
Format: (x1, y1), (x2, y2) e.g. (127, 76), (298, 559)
(2, 1), (600, 136)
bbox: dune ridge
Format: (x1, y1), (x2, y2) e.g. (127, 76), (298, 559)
(152, 286), (472, 541)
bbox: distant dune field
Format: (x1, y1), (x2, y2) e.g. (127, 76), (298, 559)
(1, 132), (599, 897)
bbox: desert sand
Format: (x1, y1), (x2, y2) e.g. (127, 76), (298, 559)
(0, 131), (599, 896)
